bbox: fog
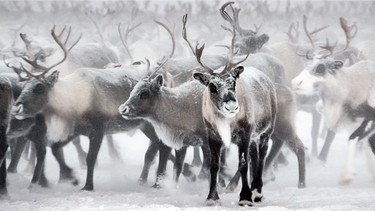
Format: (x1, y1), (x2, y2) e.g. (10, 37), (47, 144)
(1, 0), (375, 210)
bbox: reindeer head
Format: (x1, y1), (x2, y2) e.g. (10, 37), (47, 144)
(12, 71), (59, 120)
(119, 74), (163, 120)
(18, 33), (56, 63)
(193, 66), (243, 118)
(220, 2), (269, 55)
(10, 26), (80, 120)
(292, 58), (343, 96)
(182, 13), (248, 118)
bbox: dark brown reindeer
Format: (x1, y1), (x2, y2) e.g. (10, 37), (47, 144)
(9, 24), (196, 191)
(190, 13), (306, 205)
(218, 2), (306, 190)
(0, 76), (12, 197)
(187, 10), (277, 205)
(5, 26), (81, 188)
(120, 14), (304, 206)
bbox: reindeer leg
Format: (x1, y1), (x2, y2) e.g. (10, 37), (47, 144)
(23, 114), (49, 189)
(250, 132), (269, 204)
(81, 125), (104, 191)
(29, 139), (47, 188)
(153, 142), (171, 188)
(286, 136), (306, 188)
(318, 129), (336, 163)
(24, 142), (36, 174)
(310, 110), (321, 157)
(7, 137), (28, 173)
(173, 146), (187, 184)
(71, 136), (87, 169)
(238, 129), (252, 206)
(264, 137), (283, 183)
(0, 125), (8, 196)
(205, 137), (223, 206)
(51, 140), (78, 185)
(191, 147), (202, 167)
(106, 135), (122, 162)
(341, 119), (374, 185)
(139, 140), (158, 185)
(198, 144), (210, 180)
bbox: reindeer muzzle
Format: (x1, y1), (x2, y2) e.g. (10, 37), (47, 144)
(11, 104), (26, 120)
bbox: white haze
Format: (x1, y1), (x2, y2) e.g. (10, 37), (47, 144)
(1, 0), (375, 210)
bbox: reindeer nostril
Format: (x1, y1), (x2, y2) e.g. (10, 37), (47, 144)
(12, 104), (23, 114)
(119, 105), (128, 115)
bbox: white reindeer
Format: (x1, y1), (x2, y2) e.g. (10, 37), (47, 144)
(292, 56), (375, 184)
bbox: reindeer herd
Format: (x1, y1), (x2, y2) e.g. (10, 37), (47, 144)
(0, 0), (375, 207)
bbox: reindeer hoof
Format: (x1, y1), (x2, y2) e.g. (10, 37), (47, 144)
(205, 199), (221, 206)
(152, 183), (162, 189)
(252, 190), (264, 203)
(298, 182), (306, 188)
(339, 178), (352, 186)
(38, 179), (49, 188)
(138, 178), (147, 186)
(81, 185), (94, 191)
(224, 184), (237, 193)
(71, 179), (79, 186)
(182, 164), (196, 182)
(238, 200), (253, 206)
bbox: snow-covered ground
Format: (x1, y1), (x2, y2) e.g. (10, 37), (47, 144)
(2, 112), (375, 210)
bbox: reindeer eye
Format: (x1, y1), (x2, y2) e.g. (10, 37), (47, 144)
(140, 91), (150, 100)
(209, 83), (218, 94)
(314, 64), (326, 75)
(34, 84), (46, 94)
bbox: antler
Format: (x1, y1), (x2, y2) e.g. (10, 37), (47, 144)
(4, 57), (31, 82)
(154, 20), (175, 58)
(220, 1), (246, 35)
(302, 15), (329, 59)
(118, 22), (141, 63)
(221, 15), (249, 74)
(318, 38), (337, 58)
(339, 17), (357, 52)
(285, 21), (299, 43)
(144, 56), (169, 82)
(316, 17), (357, 59)
(182, 14), (214, 74)
(17, 25), (81, 80)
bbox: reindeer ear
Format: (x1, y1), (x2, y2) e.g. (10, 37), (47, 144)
(231, 66), (244, 78)
(150, 74), (163, 92)
(46, 70), (59, 86)
(42, 46), (56, 57)
(257, 34), (269, 49)
(193, 72), (210, 86)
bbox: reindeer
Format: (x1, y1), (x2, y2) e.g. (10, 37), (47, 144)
(0, 76), (12, 197)
(9, 22), (198, 190)
(293, 17), (364, 162)
(292, 58), (375, 184)
(292, 16), (375, 184)
(120, 14), (305, 206)
(2, 26), (82, 188)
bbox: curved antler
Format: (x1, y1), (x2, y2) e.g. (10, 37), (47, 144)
(220, 1), (246, 35)
(339, 17), (357, 52)
(14, 25), (81, 81)
(154, 20), (175, 58)
(182, 14), (214, 74)
(302, 15), (329, 60)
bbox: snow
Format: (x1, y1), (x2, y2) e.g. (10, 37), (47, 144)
(2, 112), (375, 210)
